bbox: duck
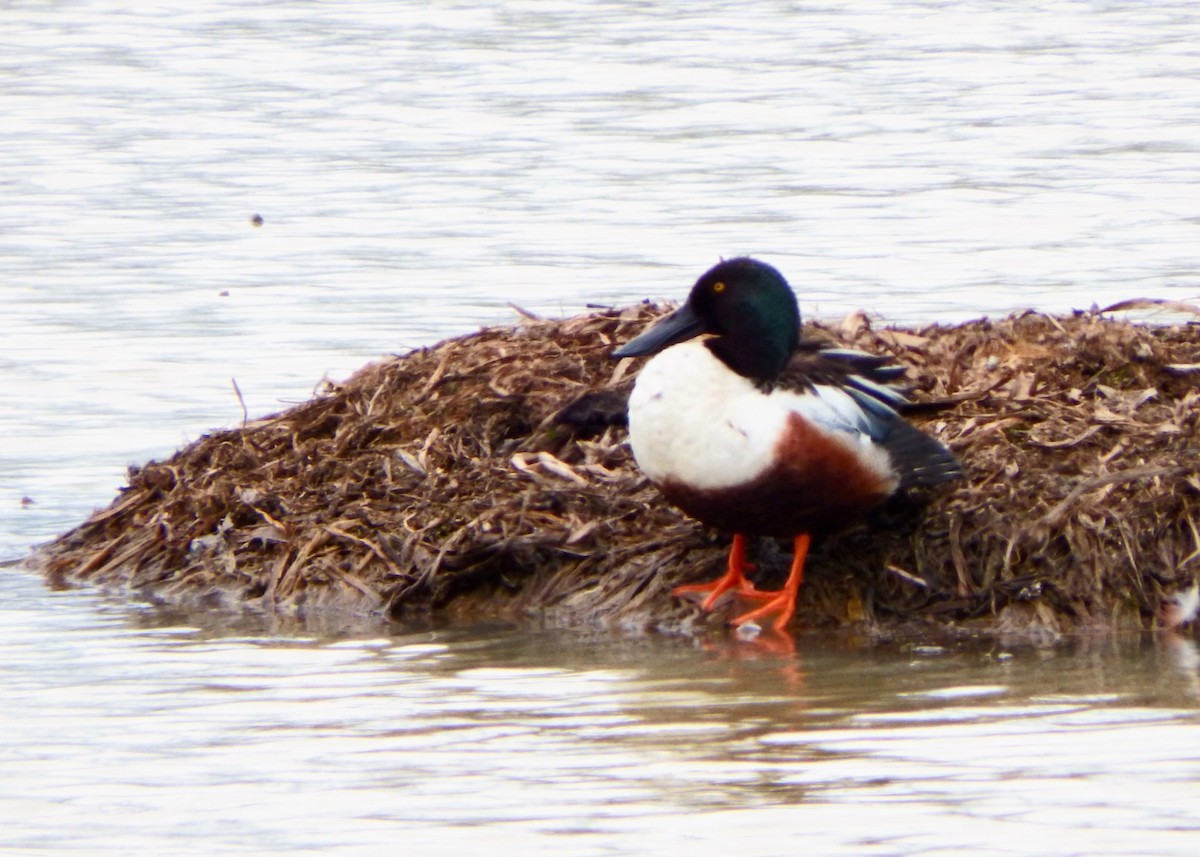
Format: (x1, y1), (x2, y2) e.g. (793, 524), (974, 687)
(612, 257), (962, 632)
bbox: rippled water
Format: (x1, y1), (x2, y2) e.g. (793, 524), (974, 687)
(6, 570), (1200, 856)
(5, 1), (1200, 853)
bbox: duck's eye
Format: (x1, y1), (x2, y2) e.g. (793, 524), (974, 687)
(712, 281), (726, 294)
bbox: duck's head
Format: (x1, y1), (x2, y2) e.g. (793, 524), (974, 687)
(613, 257), (800, 382)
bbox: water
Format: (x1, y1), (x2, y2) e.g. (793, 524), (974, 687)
(6, 570), (1200, 856)
(4, 1), (1200, 853)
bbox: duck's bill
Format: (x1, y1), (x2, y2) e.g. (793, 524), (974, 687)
(612, 303), (705, 358)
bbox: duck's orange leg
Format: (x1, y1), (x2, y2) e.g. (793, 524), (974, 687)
(730, 533), (811, 632)
(672, 533), (759, 611)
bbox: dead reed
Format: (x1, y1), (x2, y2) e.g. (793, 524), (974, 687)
(27, 301), (1200, 637)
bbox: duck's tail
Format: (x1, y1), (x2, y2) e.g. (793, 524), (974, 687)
(878, 418), (963, 489)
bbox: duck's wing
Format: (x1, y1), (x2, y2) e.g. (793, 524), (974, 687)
(778, 345), (963, 489)
(778, 343), (910, 406)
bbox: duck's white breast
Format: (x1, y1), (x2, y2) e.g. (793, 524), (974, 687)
(624, 341), (897, 494)
(625, 341), (788, 491)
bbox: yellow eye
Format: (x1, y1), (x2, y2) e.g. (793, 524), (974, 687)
(712, 281), (726, 294)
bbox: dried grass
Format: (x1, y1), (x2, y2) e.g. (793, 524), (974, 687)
(26, 302), (1200, 637)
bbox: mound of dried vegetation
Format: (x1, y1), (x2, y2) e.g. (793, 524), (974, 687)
(26, 301), (1200, 637)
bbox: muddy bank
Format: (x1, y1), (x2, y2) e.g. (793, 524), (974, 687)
(26, 302), (1200, 638)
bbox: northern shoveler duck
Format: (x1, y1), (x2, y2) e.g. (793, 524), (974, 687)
(613, 257), (962, 632)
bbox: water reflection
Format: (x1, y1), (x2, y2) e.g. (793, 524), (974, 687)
(3, 568), (1200, 855)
